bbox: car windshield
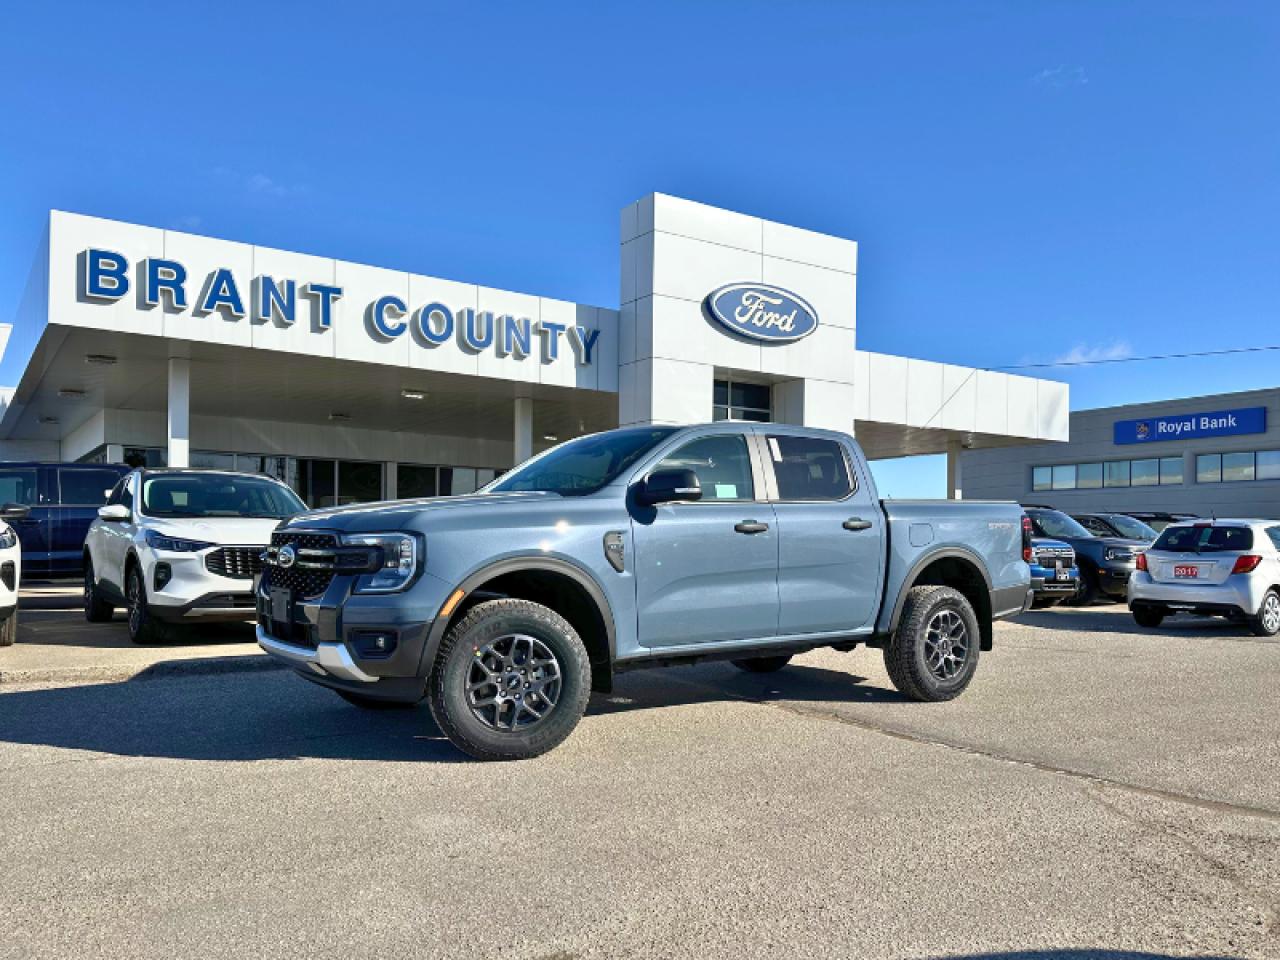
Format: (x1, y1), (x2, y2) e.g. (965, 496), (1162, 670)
(1153, 525), (1254, 553)
(140, 473), (305, 519)
(1029, 509), (1093, 539)
(1105, 515), (1158, 541)
(490, 428), (678, 496)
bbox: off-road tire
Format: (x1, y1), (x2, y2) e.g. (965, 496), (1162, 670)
(83, 558), (114, 623)
(0, 611), (16, 647)
(883, 585), (980, 702)
(428, 598), (592, 762)
(335, 689), (419, 710)
(1249, 589), (1280, 638)
(1132, 606), (1165, 628)
(126, 565), (169, 646)
(731, 655), (793, 673)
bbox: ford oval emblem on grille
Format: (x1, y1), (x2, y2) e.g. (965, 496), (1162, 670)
(278, 544), (297, 569)
(705, 283), (819, 343)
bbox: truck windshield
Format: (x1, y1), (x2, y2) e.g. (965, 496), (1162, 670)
(490, 428), (678, 496)
(141, 473), (305, 519)
(1030, 510), (1093, 539)
(1105, 515), (1158, 541)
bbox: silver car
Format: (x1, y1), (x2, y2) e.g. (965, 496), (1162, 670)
(1128, 519), (1280, 635)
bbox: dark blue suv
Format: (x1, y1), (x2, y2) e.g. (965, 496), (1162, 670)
(0, 463), (130, 578)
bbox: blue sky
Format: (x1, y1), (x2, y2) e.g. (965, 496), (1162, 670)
(1, 2), (1277, 496)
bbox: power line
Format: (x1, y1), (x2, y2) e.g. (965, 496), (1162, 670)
(994, 344), (1280, 371)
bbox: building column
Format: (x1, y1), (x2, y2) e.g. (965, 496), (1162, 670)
(513, 397), (533, 465)
(946, 437), (963, 501)
(168, 357), (190, 468)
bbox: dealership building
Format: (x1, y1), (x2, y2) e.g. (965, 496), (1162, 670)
(960, 387), (1280, 520)
(0, 195), (1069, 506)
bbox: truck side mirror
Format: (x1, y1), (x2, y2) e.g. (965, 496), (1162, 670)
(0, 502), (30, 521)
(97, 504), (130, 521)
(639, 469), (702, 506)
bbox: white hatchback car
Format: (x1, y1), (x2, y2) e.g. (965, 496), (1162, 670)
(1128, 519), (1280, 636)
(0, 503), (25, 646)
(84, 469), (306, 644)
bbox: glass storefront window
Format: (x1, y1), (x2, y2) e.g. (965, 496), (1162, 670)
(1159, 457), (1183, 485)
(1051, 465), (1076, 490)
(1257, 451), (1280, 481)
(713, 378), (771, 422)
(397, 464), (438, 498)
(338, 461), (384, 504)
(1222, 452), (1255, 483)
(1131, 459), (1159, 487)
(1032, 467), (1052, 492)
(1196, 454), (1221, 483)
(191, 451), (236, 470)
(1077, 463), (1103, 489)
(1104, 461), (1131, 488)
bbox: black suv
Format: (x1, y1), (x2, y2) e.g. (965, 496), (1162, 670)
(1072, 513), (1158, 543)
(1022, 506), (1147, 605)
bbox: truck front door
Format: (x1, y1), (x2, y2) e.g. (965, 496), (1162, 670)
(631, 431), (779, 649)
(761, 432), (884, 635)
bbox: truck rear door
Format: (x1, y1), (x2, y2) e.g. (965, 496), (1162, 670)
(758, 431), (884, 635)
(52, 467), (127, 576)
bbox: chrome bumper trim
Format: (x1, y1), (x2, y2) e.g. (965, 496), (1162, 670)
(256, 625), (377, 683)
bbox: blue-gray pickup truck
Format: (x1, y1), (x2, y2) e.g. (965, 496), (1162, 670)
(257, 423), (1032, 760)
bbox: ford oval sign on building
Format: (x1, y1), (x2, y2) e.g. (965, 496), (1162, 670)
(705, 283), (819, 343)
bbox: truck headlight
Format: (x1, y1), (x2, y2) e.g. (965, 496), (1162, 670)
(341, 533), (421, 594)
(0, 526), (16, 550)
(145, 530), (215, 552)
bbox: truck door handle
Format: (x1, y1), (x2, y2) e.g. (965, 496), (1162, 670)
(734, 520), (769, 535)
(843, 518), (873, 531)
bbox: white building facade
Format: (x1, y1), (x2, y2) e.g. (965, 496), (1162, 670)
(0, 194), (1067, 506)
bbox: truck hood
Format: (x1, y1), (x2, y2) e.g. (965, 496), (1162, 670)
(144, 516), (284, 545)
(284, 491), (561, 532)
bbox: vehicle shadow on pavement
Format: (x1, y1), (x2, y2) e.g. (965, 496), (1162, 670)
(0, 660), (905, 764)
(1014, 607), (1251, 640)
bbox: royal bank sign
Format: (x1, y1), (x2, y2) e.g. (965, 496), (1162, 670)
(1114, 407), (1267, 445)
(77, 248), (600, 366)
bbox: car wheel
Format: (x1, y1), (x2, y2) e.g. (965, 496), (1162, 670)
(883, 585), (980, 702)
(428, 598), (592, 761)
(0, 611), (16, 647)
(1132, 606), (1165, 628)
(83, 558), (114, 623)
(1067, 568), (1099, 606)
(335, 689), (420, 710)
(730, 655), (793, 673)
(1250, 589), (1280, 637)
(126, 565), (169, 645)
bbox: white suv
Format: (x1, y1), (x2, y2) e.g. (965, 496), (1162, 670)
(84, 469), (306, 644)
(1128, 519), (1280, 636)
(0, 504), (25, 646)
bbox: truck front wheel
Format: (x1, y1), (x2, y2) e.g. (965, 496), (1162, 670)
(428, 598), (592, 762)
(884, 586), (980, 702)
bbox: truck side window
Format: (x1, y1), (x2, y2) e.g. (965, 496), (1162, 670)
(767, 435), (853, 501)
(0, 468), (39, 506)
(654, 434), (754, 502)
(59, 468), (126, 506)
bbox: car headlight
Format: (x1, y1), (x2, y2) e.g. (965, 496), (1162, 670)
(0, 526), (16, 550)
(340, 532), (421, 594)
(1105, 548), (1134, 562)
(145, 530), (215, 552)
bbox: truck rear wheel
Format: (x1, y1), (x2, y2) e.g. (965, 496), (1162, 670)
(884, 586), (980, 702)
(428, 598), (592, 762)
(731, 655), (792, 673)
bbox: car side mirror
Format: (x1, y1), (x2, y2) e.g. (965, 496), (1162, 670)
(640, 468), (702, 506)
(98, 504), (130, 521)
(0, 502), (30, 521)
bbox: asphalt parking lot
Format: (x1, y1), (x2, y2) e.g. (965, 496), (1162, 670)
(0, 600), (1276, 959)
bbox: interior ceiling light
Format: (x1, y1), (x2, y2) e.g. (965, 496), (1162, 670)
(400, 389), (427, 400)
(57, 388), (86, 400)
(40, 415), (59, 425)
(328, 412), (352, 422)
(85, 354), (118, 365)
(542, 434), (559, 442)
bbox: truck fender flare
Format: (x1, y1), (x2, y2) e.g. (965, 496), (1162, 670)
(419, 555), (618, 674)
(883, 547), (993, 634)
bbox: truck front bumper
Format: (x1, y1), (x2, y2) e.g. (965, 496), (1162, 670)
(257, 625), (377, 683)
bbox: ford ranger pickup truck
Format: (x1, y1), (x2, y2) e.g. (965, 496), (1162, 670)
(257, 423), (1032, 761)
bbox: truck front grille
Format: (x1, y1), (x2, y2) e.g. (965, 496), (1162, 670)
(205, 546), (265, 580)
(262, 530), (339, 599)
